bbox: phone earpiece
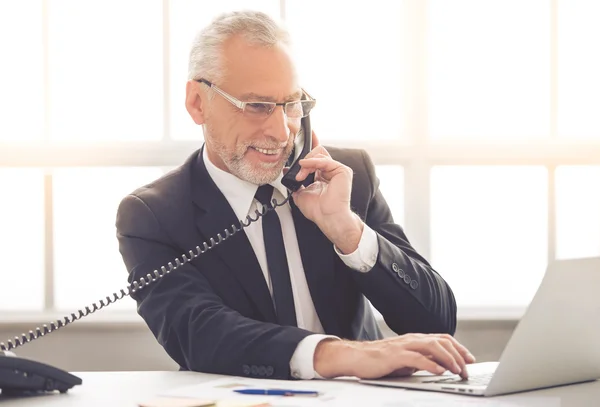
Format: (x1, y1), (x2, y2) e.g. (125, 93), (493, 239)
(281, 107), (312, 192)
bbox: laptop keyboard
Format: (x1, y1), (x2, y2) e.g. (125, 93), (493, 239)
(423, 372), (493, 386)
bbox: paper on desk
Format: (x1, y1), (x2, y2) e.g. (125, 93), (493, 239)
(138, 397), (215, 407)
(161, 377), (347, 407)
(139, 396), (272, 407)
(161, 377), (560, 407)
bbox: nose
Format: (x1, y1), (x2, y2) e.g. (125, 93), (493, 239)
(265, 105), (292, 143)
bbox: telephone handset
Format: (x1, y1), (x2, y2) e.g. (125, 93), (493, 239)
(0, 107), (315, 397)
(281, 111), (313, 192)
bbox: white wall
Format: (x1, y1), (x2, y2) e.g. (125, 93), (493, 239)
(0, 318), (517, 372)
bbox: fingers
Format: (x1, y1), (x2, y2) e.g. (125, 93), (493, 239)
(350, 335), (475, 380)
(294, 145), (334, 181)
(406, 339), (462, 377)
(304, 144), (330, 160)
(434, 334), (476, 364)
(437, 338), (468, 379)
(400, 334), (474, 379)
(397, 351), (447, 376)
(295, 156), (350, 183)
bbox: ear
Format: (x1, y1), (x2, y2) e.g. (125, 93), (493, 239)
(185, 80), (207, 125)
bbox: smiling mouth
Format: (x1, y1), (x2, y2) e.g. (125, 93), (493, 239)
(251, 147), (282, 155)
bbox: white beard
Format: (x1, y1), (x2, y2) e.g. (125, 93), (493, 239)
(204, 127), (293, 185)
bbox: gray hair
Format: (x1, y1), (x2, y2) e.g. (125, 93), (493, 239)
(187, 10), (292, 83)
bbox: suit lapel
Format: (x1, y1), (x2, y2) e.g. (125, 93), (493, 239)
(290, 200), (343, 337)
(191, 152), (276, 323)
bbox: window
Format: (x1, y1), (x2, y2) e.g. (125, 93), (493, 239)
(556, 166), (600, 259)
(286, 0), (405, 141)
(169, 0), (280, 140)
(0, 170), (44, 310)
(427, 0), (550, 140)
(2, 1), (600, 316)
(48, 0), (164, 142)
(53, 167), (163, 310)
(430, 166), (548, 306)
(557, 1), (600, 139)
(0, 2), (43, 142)
(376, 166), (405, 227)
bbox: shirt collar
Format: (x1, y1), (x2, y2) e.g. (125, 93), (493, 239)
(202, 146), (289, 220)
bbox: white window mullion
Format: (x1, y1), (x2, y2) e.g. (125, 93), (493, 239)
(548, 0), (558, 264)
(280, 0), (286, 20)
(403, 161), (432, 259)
(401, 0), (431, 259)
(547, 165), (557, 264)
(44, 173), (55, 310)
(42, 0), (54, 311)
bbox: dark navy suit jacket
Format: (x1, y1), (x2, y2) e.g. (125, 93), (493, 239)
(116, 146), (457, 380)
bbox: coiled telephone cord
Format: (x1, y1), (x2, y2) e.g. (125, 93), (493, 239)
(0, 195), (291, 352)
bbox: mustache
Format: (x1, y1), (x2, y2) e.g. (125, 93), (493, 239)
(248, 143), (289, 149)
(246, 135), (295, 151)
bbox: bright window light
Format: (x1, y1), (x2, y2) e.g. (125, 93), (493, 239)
(0, 169), (44, 310)
(0, 2), (44, 142)
(431, 166), (548, 307)
(557, 0), (600, 139)
(427, 0), (551, 140)
(53, 167), (163, 310)
(286, 0), (405, 142)
(48, 0), (164, 142)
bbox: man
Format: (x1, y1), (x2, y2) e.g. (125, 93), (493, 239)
(116, 10), (475, 381)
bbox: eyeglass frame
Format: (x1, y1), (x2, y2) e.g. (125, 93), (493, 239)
(194, 78), (315, 119)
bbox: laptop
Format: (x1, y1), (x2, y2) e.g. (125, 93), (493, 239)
(360, 257), (600, 396)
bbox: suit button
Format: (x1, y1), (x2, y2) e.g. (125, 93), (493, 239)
(251, 365), (259, 376)
(410, 280), (419, 290)
(242, 364), (250, 375)
(403, 275), (411, 284)
(360, 265), (368, 272)
(291, 369), (300, 378)
(266, 366), (274, 377)
(392, 263), (400, 272)
(397, 268), (405, 278)
(258, 366), (267, 376)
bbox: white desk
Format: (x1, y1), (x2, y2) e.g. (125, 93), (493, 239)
(1, 371), (599, 406)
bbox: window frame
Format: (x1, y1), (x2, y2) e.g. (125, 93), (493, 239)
(1, 0), (599, 319)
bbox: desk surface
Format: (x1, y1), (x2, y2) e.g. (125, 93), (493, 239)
(1, 371), (599, 406)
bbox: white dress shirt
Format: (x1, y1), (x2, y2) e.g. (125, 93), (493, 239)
(202, 148), (379, 379)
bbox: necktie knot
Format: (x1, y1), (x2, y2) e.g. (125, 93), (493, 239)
(254, 184), (274, 206)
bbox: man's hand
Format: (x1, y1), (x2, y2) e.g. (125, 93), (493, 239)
(291, 132), (363, 254)
(314, 334), (477, 380)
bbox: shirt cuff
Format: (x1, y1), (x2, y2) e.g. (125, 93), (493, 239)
(334, 224), (379, 272)
(289, 334), (339, 380)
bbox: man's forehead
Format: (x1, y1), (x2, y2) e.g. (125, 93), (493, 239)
(221, 35), (300, 100)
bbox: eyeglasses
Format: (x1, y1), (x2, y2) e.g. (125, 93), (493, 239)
(195, 78), (315, 120)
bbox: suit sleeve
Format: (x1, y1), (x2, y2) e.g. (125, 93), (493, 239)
(349, 151), (457, 336)
(116, 194), (312, 379)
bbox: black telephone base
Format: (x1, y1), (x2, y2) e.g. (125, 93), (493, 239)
(0, 352), (82, 396)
